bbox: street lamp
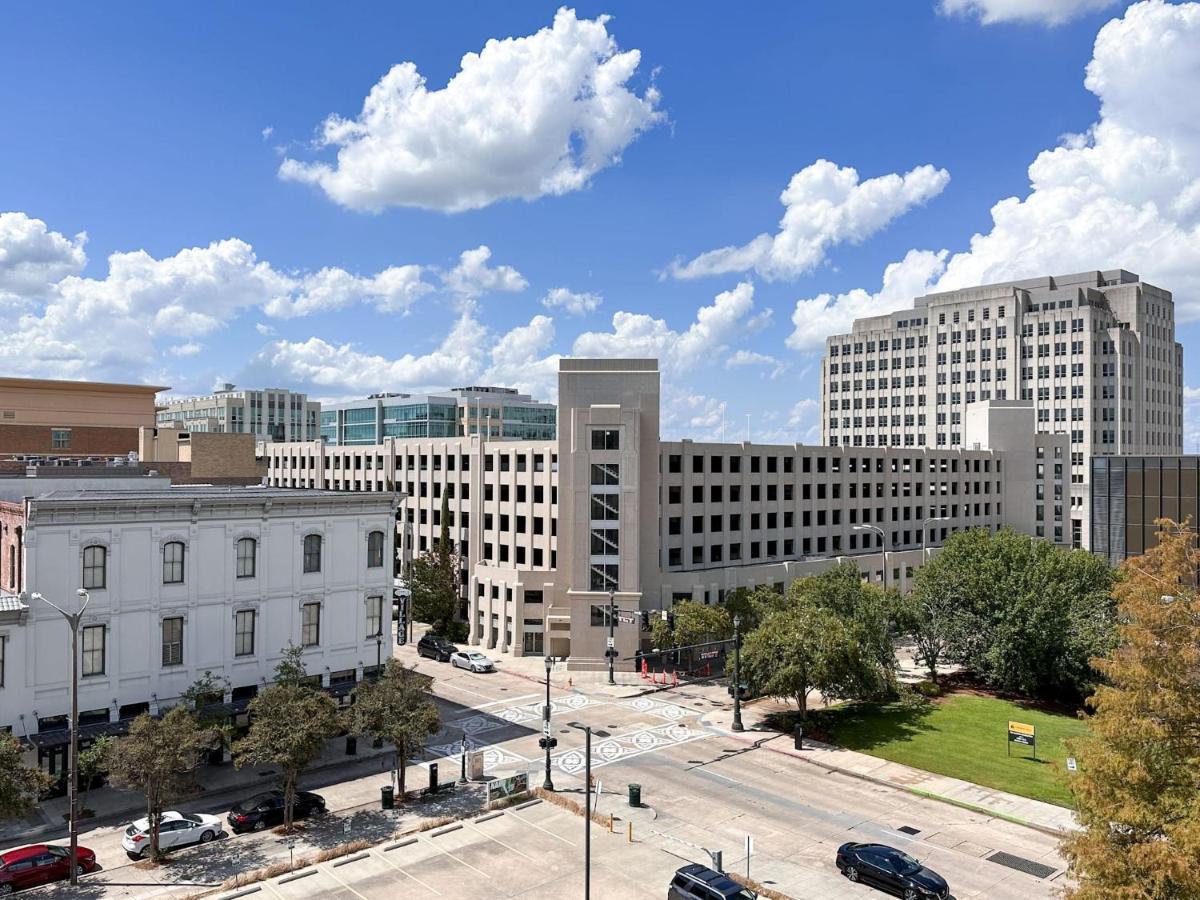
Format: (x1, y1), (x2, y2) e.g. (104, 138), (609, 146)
(921, 515), (950, 554)
(32, 588), (90, 888)
(731, 614), (744, 733)
(853, 524), (888, 591)
(606, 588), (616, 686)
(541, 656), (556, 791)
(567, 722), (593, 900)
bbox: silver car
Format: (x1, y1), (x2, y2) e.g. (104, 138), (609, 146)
(450, 651), (495, 673)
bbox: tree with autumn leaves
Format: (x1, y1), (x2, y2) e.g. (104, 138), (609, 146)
(1062, 520), (1200, 899)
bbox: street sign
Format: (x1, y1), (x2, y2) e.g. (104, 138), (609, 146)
(699, 649), (719, 660)
(606, 636), (615, 649)
(543, 721), (551, 736)
(1066, 757), (1077, 772)
(616, 612), (638, 625)
(1007, 721), (1036, 758)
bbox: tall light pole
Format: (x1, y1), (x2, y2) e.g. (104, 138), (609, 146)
(921, 515), (950, 554)
(731, 614), (744, 733)
(567, 722), (593, 900)
(606, 588), (616, 686)
(541, 655), (555, 791)
(33, 589), (90, 888)
(853, 524), (888, 592)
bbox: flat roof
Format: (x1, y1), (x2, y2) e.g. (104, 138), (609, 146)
(0, 376), (168, 394)
(29, 486), (394, 502)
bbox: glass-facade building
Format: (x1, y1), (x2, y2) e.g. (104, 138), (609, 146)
(1090, 455), (1200, 565)
(321, 387), (555, 446)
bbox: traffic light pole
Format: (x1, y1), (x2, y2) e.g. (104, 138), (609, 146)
(606, 589), (616, 685)
(542, 655), (555, 791)
(731, 614), (744, 732)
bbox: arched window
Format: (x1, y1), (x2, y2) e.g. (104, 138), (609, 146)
(303, 534), (322, 573)
(163, 541), (185, 584)
(82, 545), (106, 590)
(236, 537), (256, 578)
(367, 530), (385, 568)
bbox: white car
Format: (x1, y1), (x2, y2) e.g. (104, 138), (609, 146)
(122, 810), (223, 859)
(450, 651), (495, 673)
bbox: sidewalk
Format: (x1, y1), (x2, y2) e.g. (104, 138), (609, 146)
(702, 703), (1079, 836)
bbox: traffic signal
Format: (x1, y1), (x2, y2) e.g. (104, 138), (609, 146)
(666, 611), (676, 630)
(639, 610), (650, 632)
(538, 737), (558, 750)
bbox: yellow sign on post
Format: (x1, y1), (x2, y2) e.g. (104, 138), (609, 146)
(1007, 720), (1036, 757)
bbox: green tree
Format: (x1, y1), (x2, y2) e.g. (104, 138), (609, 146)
(793, 563), (897, 690)
(272, 643), (313, 688)
(77, 735), (114, 816)
(233, 685), (341, 832)
(183, 670), (233, 762)
(409, 493), (460, 633)
(1061, 521), (1200, 899)
(0, 732), (52, 821)
(723, 585), (780, 634)
(349, 660), (441, 801)
(106, 707), (213, 859)
(895, 571), (963, 686)
(914, 528), (1117, 699)
(649, 601), (732, 650)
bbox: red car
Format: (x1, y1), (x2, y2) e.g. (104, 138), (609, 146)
(0, 844), (97, 894)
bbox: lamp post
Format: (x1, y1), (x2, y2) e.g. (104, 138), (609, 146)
(853, 524), (888, 592)
(459, 736), (468, 785)
(32, 589), (90, 888)
(542, 655), (555, 791)
(731, 614), (744, 733)
(606, 588), (616, 686)
(375, 635), (383, 675)
(567, 722), (593, 900)
(921, 515), (950, 554)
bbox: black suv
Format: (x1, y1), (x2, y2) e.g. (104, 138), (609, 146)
(668, 864), (757, 899)
(227, 790), (326, 833)
(417, 634), (456, 662)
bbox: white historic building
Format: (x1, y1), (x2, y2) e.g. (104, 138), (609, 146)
(0, 476), (397, 774)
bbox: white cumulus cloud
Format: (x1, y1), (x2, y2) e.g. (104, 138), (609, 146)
(0, 211), (87, 303)
(264, 264), (432, 318)
(573, 281), (759, 373)
(667, 160), (949, 281)
(938, 0), (1117, 26)
(541, 286), (602, 315)
(279, 7), (664, 213)
(786, 249), (949, 351)
(442, 246), (528, 301)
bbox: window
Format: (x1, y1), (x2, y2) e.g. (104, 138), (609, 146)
(303, 534), (322, 573)
(302, 603), (321, 647)
(236, 538), (256, 578)
(590, 429), (620, 451)
(590, 494), (619, 521)
(81, 625), (106, 677)
(162, 541), (185, 584)
(367, 530), (385, 568)
(590, 463), (619, 486)
(161, 617), (184, 667)
(366, 596), (383, 638)
(589, 564), (618, 592)
(51, 429), (70, 449)
(82, 545), (106, 590)
(235, 610), (256, 656)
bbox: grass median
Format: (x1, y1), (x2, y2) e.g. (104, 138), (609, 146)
(809, 693), (1088, 808)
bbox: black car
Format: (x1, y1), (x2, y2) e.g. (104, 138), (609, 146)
(668, 863), (757, 899)
(227, 790), (326, 833)
(836, 843), (949, 899)
(417, 634), (456, 662)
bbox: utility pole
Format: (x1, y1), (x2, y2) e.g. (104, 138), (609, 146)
(566, 723), (593, 900)
(731, 614), (744, 732)
(541, 656), (556, 790)
(33, 589), (90, 887)
(606, 589), (616, 686)
(853, 524), (888, 592)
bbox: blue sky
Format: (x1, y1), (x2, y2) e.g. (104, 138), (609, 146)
(1, 1), (1198, 442)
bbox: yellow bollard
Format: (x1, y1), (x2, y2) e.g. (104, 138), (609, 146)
(627, 821), (633, 843)
(608, 813), (614, 833)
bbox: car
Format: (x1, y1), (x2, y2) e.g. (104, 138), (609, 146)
(417, 634), (457, 662)
(836, 842), (949, 900)
(0, 844), (97, 894)
(668, 863), (757, 899)
(122, 811), (222, 859)
(227, 790), (327, 833)
(450, 651), (495, 673)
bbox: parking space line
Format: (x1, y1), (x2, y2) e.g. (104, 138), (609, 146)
(372, 847), (444, 895)
(507, 808), (578, 845)
(317, 861), (370, 900)
(426, 838), (494, 879)
(464, 820), (537, 861)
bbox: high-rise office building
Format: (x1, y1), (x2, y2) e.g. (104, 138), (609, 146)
(320, 386), (556, 445)
(820, 269), (1183, 548)
(157, 384), (320, 442)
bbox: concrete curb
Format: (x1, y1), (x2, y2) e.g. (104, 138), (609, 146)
(704, 716), (1070, 839)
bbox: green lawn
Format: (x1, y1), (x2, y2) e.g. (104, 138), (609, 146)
(812, 693), (1089, 808)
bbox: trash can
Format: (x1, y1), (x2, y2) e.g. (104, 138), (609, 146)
(345, 735), (358, 756)
(628, 783), (641, 807)
(381, 785), (394, 810)
(429, 762), (438, 795)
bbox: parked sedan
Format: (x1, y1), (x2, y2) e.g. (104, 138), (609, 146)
(450, 651), (495, 673)
(836, 843), (949, 899)
(227, 789), (327, 833)
(417, 634), (457, 662)
(122, 811), (223, 859)
(0, 844), (97, 894)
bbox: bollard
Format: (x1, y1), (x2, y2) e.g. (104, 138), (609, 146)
(793, 723), (804, 751)
(429, 762), (439, 795)
(627, 821), (633, 843)
(608, 813), (614, 833)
